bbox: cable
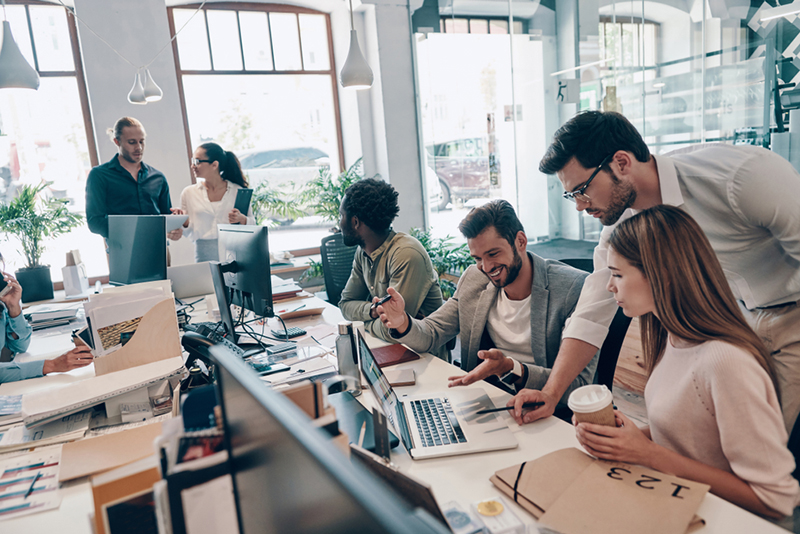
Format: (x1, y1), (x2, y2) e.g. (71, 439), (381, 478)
(55, 0), (208, 70)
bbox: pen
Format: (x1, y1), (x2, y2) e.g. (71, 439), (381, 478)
(24, 472), (41, 499)
(475, 402), (545, 415)
(370, 294), (392, 310)
(357, 421), (367, 448)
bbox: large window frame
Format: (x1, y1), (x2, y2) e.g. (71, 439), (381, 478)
(3, 0), (99, 288)
(167, 2), (345, 179)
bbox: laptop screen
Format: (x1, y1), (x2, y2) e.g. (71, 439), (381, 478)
(357, 331), (399, 411)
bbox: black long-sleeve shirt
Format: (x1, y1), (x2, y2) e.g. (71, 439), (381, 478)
(85, 155), (172, 238)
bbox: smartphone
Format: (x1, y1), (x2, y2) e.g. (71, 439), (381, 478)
(0, 278), (10, 298)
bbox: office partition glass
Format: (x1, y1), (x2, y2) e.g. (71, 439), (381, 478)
(412, 1), (777, 247)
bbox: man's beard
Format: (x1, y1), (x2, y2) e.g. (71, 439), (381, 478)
(488, 247), (524, 288)
(341, 224), (364, 248)
(592, 175), (637, 226)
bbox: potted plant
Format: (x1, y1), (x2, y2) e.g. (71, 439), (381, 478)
(297, 158), (370, 231)
(409, 227), (474, 299)
(250, 180), (306, 227)
(0, 182), (83, 302)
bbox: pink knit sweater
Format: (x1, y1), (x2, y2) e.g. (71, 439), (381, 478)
(645, 339), (800, 516)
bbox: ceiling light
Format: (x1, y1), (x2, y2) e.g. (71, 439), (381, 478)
(340, 0), (373, 90)
(127, 70), (146, 105)
(0, 20), (40, 90)
(142, 68), (163, 102)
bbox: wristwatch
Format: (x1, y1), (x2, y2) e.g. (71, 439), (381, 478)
(500, 358), (523, 385)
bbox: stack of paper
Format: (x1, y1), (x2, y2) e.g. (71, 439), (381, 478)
(0, 394), (22, 426)
(23, 302), (82, 330)
(0, 408), (92, 452)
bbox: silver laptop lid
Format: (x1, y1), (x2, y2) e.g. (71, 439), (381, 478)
(357, 331), (403, 430)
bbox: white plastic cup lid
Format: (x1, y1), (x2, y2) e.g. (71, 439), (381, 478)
(567, 384), (613, 413)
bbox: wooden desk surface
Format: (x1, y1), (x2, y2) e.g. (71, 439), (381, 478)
(2, 300), (787, 533)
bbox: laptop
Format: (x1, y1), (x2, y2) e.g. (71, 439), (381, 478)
(357, 330), (518, 460)
(168, 262), (215, 300)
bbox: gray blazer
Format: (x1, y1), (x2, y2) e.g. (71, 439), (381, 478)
(394, 252), (598, 404)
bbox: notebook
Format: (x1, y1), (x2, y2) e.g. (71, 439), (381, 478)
(357, 331), (517, 460)
(371, 343), (421, 368)
(168, 262), (214, 299)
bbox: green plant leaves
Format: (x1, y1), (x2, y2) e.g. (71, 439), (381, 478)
(0, 182), (83, 269)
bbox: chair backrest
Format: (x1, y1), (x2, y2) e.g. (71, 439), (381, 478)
(559, 257), (631, 391)
(320, 233), (358, 306)
(790, 416), (800, 480)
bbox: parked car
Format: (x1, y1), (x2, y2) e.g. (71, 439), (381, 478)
(239, 147), (330, 191)
(425, 137), (498, 209)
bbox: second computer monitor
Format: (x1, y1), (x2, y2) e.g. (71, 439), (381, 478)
(217, 224), (273, 318)
(108, 215), (167, 285)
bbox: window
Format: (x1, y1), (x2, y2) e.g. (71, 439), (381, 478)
(440, 16), (523, 35)
(0, 2), (100, 281)
(169, 4), (344, 252)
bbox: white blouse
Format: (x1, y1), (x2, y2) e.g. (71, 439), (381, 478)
(179, 180), (256, 241)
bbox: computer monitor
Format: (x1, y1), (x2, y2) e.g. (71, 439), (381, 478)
(217, 224), (273, 318)
(108, 215), (167, 285)
(209, 261), (238, 342)
(209, 343), (449, 534)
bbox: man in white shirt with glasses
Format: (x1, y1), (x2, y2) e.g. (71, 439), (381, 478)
(520, 110), (800, 435)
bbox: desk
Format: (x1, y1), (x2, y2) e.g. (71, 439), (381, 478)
(3, 300), (788, 533)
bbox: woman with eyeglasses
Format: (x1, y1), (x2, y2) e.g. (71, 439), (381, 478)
(174, 143), (255, 262)
(572, 206), (799, 518)
(0, 253), (93, 383)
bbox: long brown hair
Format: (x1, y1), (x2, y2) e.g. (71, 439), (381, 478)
(608, 205), (778, 394)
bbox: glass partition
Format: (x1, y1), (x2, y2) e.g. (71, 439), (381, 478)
(412, 1), (774, 246)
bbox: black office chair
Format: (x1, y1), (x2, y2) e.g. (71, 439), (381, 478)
(320, 233), (358, 306)
(789, 415), (800, 480)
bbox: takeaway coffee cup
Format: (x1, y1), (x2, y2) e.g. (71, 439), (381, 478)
(568, 384), (616, 427)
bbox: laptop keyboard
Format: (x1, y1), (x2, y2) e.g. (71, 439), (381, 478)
(411, 398), (467, 447)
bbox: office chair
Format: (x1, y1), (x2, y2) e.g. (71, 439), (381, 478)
(320, 233), (358, 307)
(552, 257), (632, 423)
(790, 415), (800, 480)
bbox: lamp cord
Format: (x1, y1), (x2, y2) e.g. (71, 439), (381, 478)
(55, 0), (207, 70)
(349, 0), (354, 30)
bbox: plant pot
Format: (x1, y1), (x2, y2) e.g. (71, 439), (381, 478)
(16, 265), (54, 303)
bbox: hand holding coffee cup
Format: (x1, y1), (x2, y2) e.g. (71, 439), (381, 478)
(568, 384), (616, 427)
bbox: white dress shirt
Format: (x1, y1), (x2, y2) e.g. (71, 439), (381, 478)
(179, 180), (255, 241)
(564, 144), (800, 348)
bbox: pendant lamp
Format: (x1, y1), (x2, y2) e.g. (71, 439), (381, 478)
(339, 0), (373, 89)
(142, 68), (163, 102)
(0, 11), (40, 90)
(127, 69), (146, 105)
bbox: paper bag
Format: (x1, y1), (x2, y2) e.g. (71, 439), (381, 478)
(62, 261), (90, 296)
(491, 448), (708, 534)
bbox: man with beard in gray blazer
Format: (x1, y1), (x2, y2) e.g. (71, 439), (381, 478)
(376, 200), (598, 412)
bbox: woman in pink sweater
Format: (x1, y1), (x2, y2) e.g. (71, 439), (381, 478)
(574, 205), (799, 518)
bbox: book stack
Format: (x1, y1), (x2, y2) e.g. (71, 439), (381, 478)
(23, 302), (82, 330)
(270, 275), (302, 302)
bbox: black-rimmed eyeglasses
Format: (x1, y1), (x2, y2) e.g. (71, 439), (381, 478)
(191, 158), (212, 166)
(562, 154), (614, 203)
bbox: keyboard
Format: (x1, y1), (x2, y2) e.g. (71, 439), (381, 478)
(411, 398), (467, 448)
(266, 342), (297, 355)
(271, 326), (306, 339)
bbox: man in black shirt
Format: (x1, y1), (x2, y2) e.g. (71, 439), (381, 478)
(85, 117), (181, 240)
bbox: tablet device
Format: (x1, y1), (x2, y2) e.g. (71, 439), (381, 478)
(233, 188), (253, 222)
